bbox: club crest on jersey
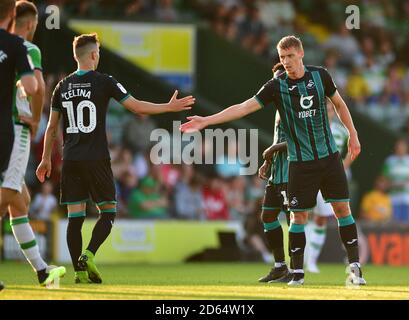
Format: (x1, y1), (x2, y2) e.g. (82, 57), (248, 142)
(300, 95), (314, 109)
(306, 80), (315, 89)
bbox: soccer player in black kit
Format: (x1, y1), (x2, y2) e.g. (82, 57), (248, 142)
(0, 0), (67, 288)
(0, 0), (37, 176)
(181, 35), (365, 286)
(36, 33), (195, 284)
(1, 0), (66, 287)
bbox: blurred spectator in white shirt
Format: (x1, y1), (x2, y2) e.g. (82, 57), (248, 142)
(323, 24), (360, 67)
(31, 181), (57, 221)
(155, 0), (178, 22)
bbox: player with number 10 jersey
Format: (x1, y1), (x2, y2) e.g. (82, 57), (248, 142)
(37, 33), (195, 284)
(51, 71), (127, 161)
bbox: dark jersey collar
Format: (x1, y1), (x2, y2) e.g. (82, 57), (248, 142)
(75, 70), (92, 76)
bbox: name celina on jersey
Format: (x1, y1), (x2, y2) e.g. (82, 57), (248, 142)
(52, 71), (129, 161)
(62, 86), (92, 100)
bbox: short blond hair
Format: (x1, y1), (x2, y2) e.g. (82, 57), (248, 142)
(277, 35), (303, 51)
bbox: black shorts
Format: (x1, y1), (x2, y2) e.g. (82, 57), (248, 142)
(288, 151), (349, 211)
(60, 159), (116, 205)
(262, 183), (288, 212)
(0, 132), (13, 174)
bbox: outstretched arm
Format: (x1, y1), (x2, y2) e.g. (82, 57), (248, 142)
(330, 91), (361, 161)
(122, 90), (195, 115)
(180, 97), (262, 133)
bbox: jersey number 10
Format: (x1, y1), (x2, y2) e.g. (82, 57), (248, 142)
(62, 100), (97, 134)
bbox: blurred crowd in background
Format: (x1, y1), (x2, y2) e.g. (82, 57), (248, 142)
(198, 0), (409, 132)
(26, 0), (409, 227)
(37, 0), (409, 131)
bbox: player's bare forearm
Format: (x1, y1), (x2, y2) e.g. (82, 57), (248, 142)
(129, 99), (172, 114)
(338, 107), (357, 138)
(31, 93), (44, 122)
(262, 144), (274, 161)
(37, 113), (57, 181)
(330, 91), (361, 160)
(263, 142), (287, 161)
(180, 97), (262, 133)
(122, 91), (194, 115)
(205, 104), (247, 126)
(207, 98), (262, 126)
(41, 111), (60, 161)
(42, 126), (57, 161)
(330, 92), (357, 137)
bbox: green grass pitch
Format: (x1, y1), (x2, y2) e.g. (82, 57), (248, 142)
(0, 262), (408, 300)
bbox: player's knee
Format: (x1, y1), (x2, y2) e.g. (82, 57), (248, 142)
(7, 194), (29, 216)
(98, 204), (116, 224)
(331, 202), (350, 218)
(261, 209), (280, 223)
(67, 203), (86, 214)
(98, 203), (116, 211)
(291, 211), (308, 224)
(9, 207), (28, 218)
